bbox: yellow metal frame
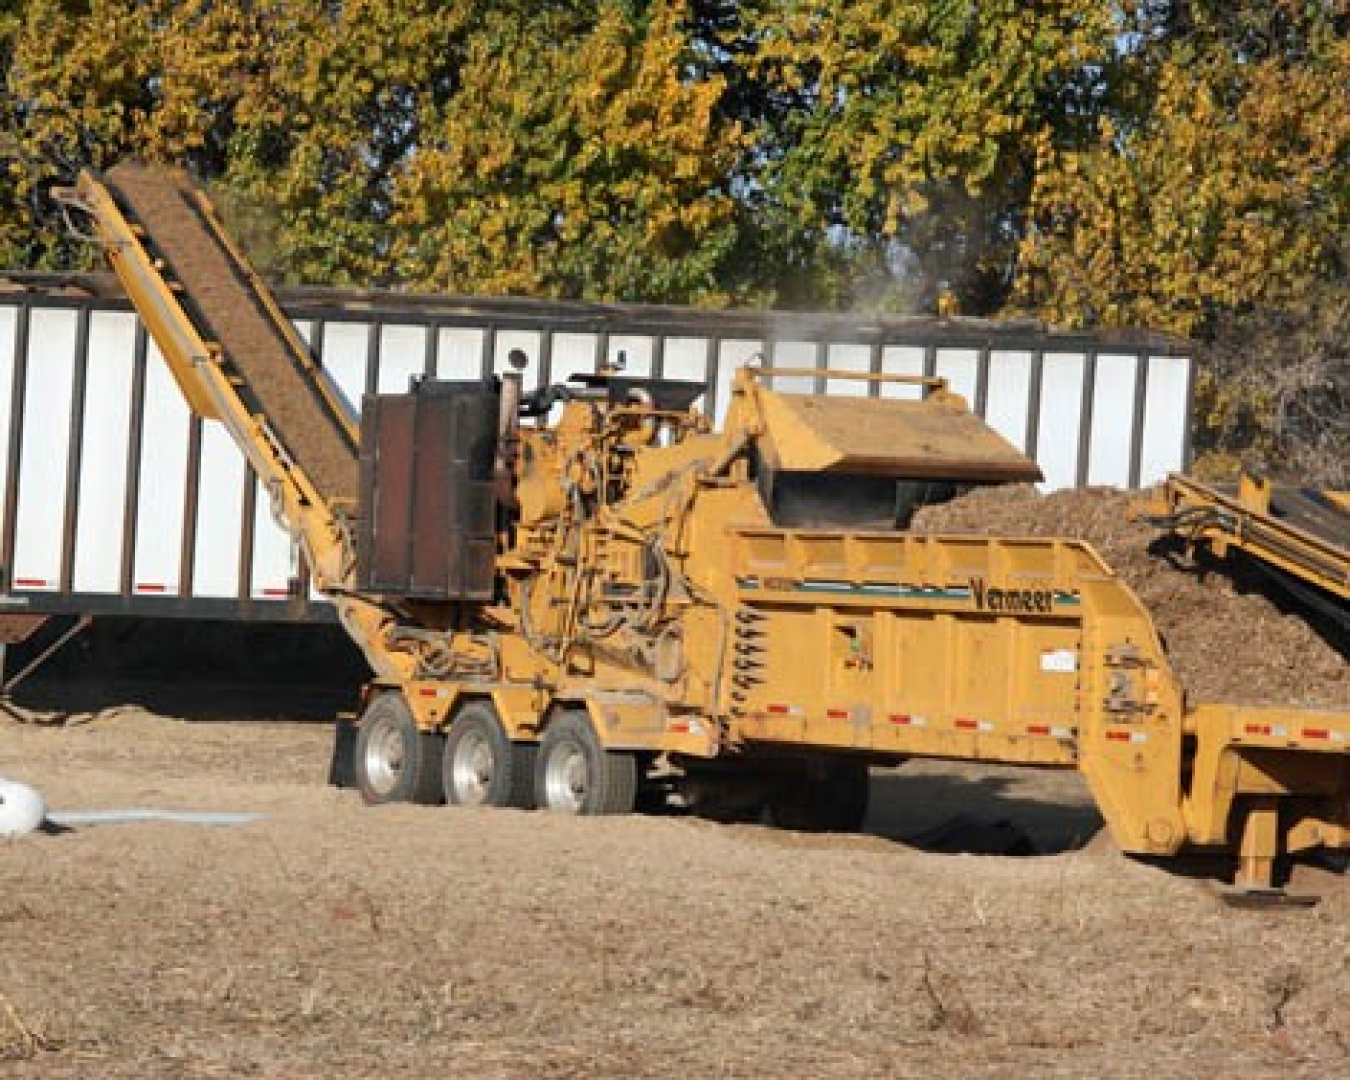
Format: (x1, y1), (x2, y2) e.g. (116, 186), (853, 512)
(1143, 472), (1349, 601)
(57, 171), (409, 680)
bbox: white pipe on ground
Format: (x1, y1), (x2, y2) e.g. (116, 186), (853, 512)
(0, 775), (262, 836)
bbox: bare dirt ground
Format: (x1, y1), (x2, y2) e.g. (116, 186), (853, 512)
(3, 706), (1348, 1079)
(1, 485), (1346, 1076)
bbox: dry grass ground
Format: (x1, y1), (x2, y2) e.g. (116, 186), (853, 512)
(2, 708), (1347, 1078)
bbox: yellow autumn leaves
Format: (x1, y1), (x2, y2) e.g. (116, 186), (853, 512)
(0, 0), (1343, 340)
(389, 3), (741, 302)
(1019, 4), (1348, 337)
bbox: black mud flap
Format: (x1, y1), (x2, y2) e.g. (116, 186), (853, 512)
(328, 717), (358, 788)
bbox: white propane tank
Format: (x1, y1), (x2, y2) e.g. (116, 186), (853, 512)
(0, 777), (46, 837)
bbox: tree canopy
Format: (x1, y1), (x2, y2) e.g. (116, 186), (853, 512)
(1, 1), (1345, 475)
(1017, 1), (1346, 338)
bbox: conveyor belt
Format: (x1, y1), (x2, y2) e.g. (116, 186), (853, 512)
(1207, 482), (1349, 556)
(102, 164), (358, 505)
(1150, 474), (1349, 604)
(1268, 487), (1349, 549)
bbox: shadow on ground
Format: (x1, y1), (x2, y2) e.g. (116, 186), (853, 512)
(3, 617), (366, 721)
(864, 767), (1104, 857)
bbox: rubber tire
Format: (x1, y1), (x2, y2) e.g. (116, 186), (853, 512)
(535, 710), (637, 815)
(764, 761), (870, 833)
(353, 692), (445, 806)
(443, 701), (535, 809)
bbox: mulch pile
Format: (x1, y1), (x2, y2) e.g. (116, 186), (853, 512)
(910, 485), (1347, 709)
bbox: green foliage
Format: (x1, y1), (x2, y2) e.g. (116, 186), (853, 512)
(734, 0), (1114, 311)
(0, 0), (32, 267)
(389, 2), (742, 302)
(220, 0), (474, 285)
(0, 1), (1343, 354)
(3, 0), (267, 268)
(1, 0), (743, 300)
(1016, 0), (1348, 338)
(1011, 0), (1348, 476)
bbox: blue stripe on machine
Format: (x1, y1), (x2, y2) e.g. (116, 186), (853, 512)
(736, 577), (1081, 606)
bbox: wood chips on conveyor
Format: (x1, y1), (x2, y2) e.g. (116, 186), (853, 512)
(103, 164), (358, 504)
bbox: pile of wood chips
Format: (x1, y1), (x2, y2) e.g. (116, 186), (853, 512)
(910, 485), (1347, 709)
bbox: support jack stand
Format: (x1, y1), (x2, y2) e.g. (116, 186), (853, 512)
(1219, 887), (1319, 910)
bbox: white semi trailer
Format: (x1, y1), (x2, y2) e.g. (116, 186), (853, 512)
(0, 274), (1191, 683)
